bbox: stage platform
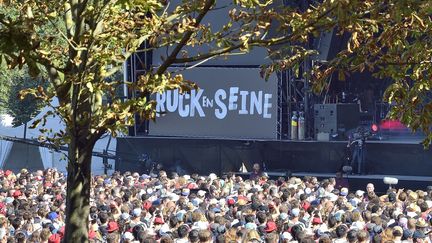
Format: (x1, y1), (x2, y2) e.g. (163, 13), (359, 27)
(116, 136), (432, 191)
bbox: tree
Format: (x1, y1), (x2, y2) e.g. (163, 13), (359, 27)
(0, 67), (11, 113)
(0, 0), (341, 241)
(4, 68), (46, 138)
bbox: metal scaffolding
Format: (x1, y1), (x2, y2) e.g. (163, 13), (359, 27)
(126, 42), (152, 136)
(285, 59), (314, 140)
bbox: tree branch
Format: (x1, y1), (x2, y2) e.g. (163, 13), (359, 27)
(156, 0), (215, 75)
(172, 44), (241, 63)
(171, 4), (338, 65)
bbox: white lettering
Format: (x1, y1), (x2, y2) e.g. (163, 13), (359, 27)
(166, 90), (179, 112)
(202, 96), (213, 108)
(250, 91), (263, 115)
(263, 93), (272, 118)
(239, 90), (249, 115)
(190, 89), (205, 117)
(228, 87), (239, 110)
(178, 93), (189, 118)
(156, 92), (166, 117)
(155, 87), (272, 119)
(214, 89), (227, 119)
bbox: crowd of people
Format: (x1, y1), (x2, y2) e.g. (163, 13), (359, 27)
(0, 165), (431, 243)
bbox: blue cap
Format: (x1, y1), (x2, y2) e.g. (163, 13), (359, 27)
(403, 229), (413, 240)
(212, 208), (221, 213)
(191, 198), (200, 207)
(152, 199), (162, 206)
(311, 199), (320, 207)
(48, 212), (58, 221)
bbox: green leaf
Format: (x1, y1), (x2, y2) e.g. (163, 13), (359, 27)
(29, 118), (41, 129)
(86, 82), (94, 93)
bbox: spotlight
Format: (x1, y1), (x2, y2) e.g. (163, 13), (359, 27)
(371, 124), (379, 133)
(383, 177), (398, 189)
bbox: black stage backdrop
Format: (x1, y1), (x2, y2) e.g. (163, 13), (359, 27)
(116, 137), (432, 177)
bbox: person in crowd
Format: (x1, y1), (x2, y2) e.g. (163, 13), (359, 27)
(0, 167), (429, 243)
(249, 163), (263, 180)
(366, 183), (375, 194)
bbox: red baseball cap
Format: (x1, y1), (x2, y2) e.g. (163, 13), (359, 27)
(154, 216), (164, 225)
(301, 201), (311, 210)
(143, 201), (152, 210)
(227, 198), (235, 206)
(12, 190), (22, 198)
(107, 221), (119, 232)
(265, 221), (277, 232)
(312, 217), (322, 225)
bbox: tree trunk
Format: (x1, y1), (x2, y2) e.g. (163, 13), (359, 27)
(64, 137), (93, 242)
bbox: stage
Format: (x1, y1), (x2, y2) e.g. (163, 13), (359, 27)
(116, 136), (432, 190)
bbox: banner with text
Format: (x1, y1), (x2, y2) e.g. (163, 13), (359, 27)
(149, 68), (278, 139)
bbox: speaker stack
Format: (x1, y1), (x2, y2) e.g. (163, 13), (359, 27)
(314, 104), (360, 140)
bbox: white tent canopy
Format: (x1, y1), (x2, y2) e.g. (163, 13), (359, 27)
(0, 99), (117, 175)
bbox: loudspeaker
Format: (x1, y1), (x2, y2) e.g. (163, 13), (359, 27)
(314, 104), (360, 139)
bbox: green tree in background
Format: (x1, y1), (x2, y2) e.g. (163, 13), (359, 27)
(5, 68), (46, 137)
(0, 68), (11, 114)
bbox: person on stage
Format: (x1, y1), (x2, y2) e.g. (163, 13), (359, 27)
(347, 127), (369, 175)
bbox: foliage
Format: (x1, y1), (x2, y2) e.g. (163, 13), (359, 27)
(0, 0), (349, 145)
(0, 0), (337, 240)
(1, 67), (46, 127)
(253, 0), (432, 146)
(0, 67), (12, 113)
(299, 0), (432, 147)
(1, 0), (431, 240)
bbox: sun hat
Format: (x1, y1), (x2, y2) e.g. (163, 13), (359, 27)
(416, 218), (429, 228)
